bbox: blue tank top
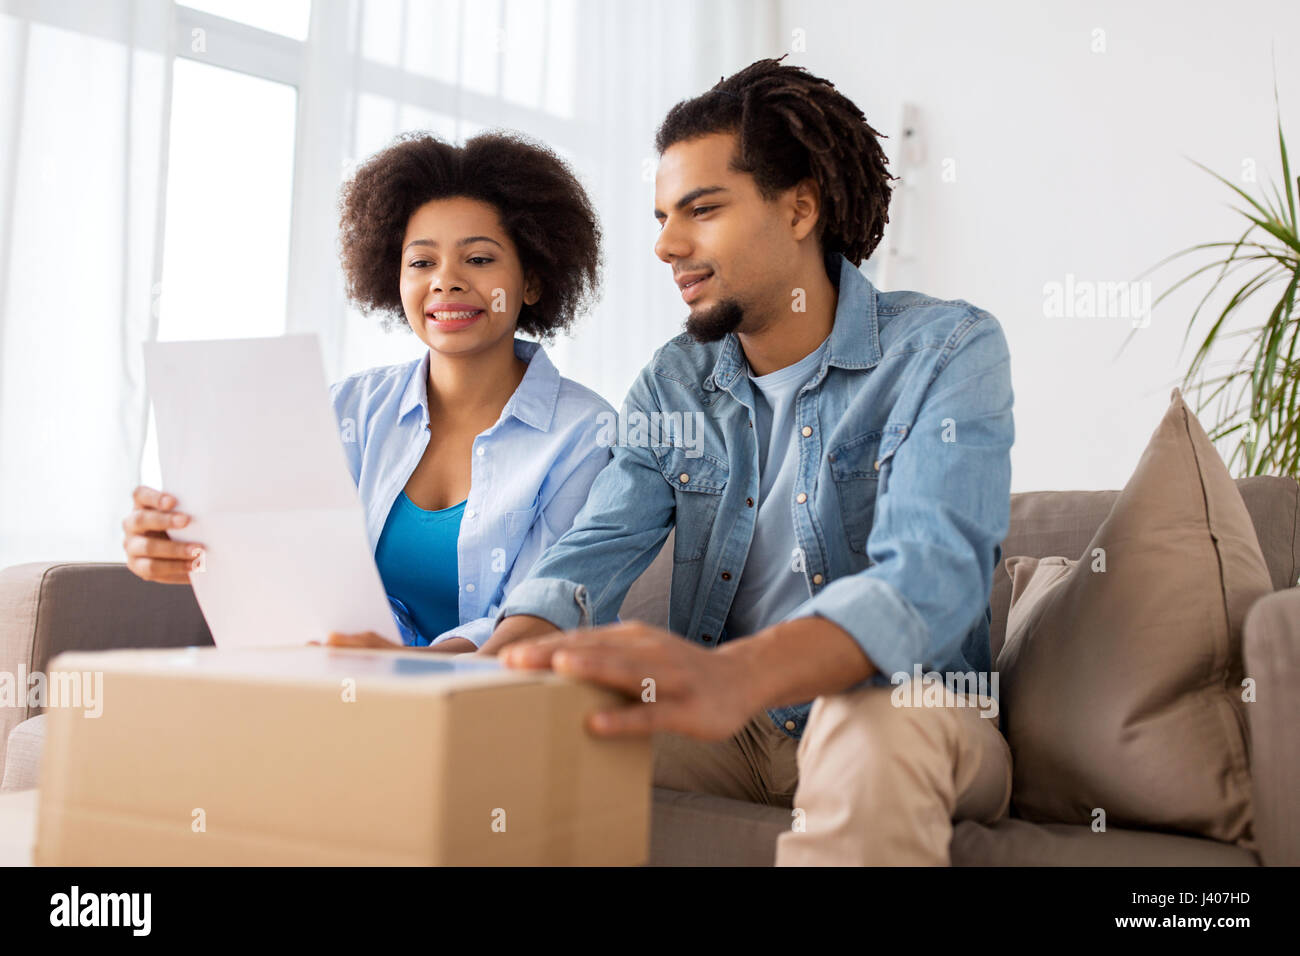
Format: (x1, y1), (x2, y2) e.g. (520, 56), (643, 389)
(375, 491), (466, 645)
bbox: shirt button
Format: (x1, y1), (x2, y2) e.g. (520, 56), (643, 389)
(466, 509), (476, 518)
(796, 492), (808, 504)
(746, 497), (754, 507)
(476, 446), (485, 456)
(801, 426), (812, 437)
(465, 583), (475, 593)
(721, 571), (732, 581)
(701, 633), (713, 642)
(784, 720), (796, 731)
(874, 460), (881, 471)
(679, 473), (690, 483)
(812, 573), (824, 585)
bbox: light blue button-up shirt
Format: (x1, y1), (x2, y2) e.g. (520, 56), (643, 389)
(330, 337), (614, 648)
(497, 254), (1015, 738)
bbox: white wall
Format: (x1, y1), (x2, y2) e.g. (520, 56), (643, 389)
(777, 0), (1300, 491)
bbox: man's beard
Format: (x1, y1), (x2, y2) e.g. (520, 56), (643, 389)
(684, 297), (746, 343)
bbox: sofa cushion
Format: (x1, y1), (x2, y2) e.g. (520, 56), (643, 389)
(647, 787), (1258, 866)
(988, 476), (1298, 659)
(1, 715), (45, 792)
(949, 818), (1259, 866)
(0, 562), (213, 774)
(996, 388), (1269, 848)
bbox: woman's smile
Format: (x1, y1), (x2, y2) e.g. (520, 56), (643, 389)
(425, 303), (485, 330)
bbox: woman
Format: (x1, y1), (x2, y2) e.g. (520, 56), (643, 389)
(122, 131), (612, 652)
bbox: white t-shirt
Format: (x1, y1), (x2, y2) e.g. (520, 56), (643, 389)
(724, 335), (831, 641)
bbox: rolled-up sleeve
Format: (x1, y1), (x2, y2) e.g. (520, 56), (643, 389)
(782, 312), (1014, 687)
(429, 616), (495, 648)
(495, 365), (677, 632)
(449, 439), (613, 644)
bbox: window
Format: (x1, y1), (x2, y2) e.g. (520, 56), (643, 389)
(179, 0), (311, 41)
(156, 58), (298, 343)
(141, 4), (308, 488)
(141, 0), (585, 485)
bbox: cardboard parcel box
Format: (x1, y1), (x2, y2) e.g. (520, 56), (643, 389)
(35, 646), (652, 865)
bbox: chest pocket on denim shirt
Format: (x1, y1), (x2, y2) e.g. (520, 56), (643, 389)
(828, 424), (907, 553)
(658, 448), (728, 562)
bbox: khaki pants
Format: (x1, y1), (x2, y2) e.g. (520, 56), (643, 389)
(651, 681), (1012, 865)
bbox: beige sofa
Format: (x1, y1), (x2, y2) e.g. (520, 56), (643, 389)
(2, 475), (1297, 865)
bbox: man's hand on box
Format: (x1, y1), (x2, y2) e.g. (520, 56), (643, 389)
(498, 622), (758, 741)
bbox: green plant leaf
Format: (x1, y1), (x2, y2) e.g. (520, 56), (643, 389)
(1234, 209), (1300, 256)
(1183, 269), (1286, 383)
(1190, 158), (1281, 226)
(1152, 82), (1298, 478)
(1276, 77), (1297, 232)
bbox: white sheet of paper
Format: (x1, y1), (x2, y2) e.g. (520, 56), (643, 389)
(143, 334), (401, 647)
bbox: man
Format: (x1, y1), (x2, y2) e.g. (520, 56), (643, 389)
(478, 57), (1016, 866)
(332, 57), (1015, 865)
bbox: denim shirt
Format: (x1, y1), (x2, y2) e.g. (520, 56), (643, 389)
(330, 338), (615, 648)
(496, 255), (1015, 738)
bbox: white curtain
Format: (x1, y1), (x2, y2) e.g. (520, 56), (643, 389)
(0, 0), (779, 569)
(0, 0), (173, 569)
(544, 0), (782, 406)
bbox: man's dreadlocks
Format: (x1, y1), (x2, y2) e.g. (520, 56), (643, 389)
(655, 56), (896, 270)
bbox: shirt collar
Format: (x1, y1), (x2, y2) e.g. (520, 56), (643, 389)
(706, 253), (882, 391)
(399, 337), (560, 432)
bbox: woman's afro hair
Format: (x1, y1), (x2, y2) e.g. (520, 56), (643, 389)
(338, 130), (601, 339)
